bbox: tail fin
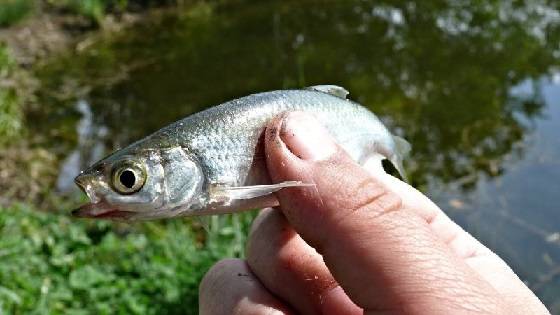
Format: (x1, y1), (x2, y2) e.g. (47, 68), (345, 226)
(390, 135), (411, 182)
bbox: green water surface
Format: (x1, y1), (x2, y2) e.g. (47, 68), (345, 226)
(32, 1), (560, 311)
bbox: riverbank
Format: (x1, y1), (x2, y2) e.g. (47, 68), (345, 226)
(0, 1), (160, 66)
(0, 5), (254, 313)
(0, 1), (177, 207)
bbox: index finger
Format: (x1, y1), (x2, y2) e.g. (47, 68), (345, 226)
(264, 112), (505, 314)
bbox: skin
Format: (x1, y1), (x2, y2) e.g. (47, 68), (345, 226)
(199, 112), (550, 315)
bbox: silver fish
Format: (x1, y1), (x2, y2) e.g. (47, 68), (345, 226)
(73, 85), (410, 220)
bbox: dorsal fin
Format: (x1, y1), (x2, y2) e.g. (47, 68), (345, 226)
(305, 85), (349, 99)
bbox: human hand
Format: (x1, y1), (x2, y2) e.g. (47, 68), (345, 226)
(199, 112), (550, 315)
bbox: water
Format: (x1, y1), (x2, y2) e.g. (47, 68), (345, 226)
(31, 1), (560, 311)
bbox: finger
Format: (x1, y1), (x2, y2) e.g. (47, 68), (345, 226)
(264, 112), (505, 314)
(199, 259), (294, 315)
(375, 172), (490, 258)
(372, 170), (549, 313)
(247, 208), (362, 315)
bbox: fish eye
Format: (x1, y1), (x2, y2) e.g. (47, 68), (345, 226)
(111, 162), (146, 194)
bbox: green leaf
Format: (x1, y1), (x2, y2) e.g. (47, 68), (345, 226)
(0, 286), (22, 305)
(69, 266), (112, 289)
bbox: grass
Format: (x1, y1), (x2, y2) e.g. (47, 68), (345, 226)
(0, 202), (255, 314)
(0, 44), (23, 147)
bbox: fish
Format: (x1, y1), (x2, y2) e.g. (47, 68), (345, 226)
(72, 85), (410, 220)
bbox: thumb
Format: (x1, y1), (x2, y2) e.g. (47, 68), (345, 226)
(265, 112), (506, 314)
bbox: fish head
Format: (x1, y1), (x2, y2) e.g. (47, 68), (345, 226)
(73, 146), (204, 220)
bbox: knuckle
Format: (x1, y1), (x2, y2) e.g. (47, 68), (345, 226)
(349, 178), (403, 220)
(319, 161), (404, 223)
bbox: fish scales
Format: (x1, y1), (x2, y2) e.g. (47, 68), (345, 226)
(72, 86), (409, 220)
(143, 90), (390, 185)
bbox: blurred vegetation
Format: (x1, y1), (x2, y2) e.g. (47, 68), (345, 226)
(48, 0), (143, 24)
(0, 0), (35, 26)
(0, 202), (254, 314)
(0, 0), (184, 27)
(0, 44), (23, 146)
(54, 0), (109, 22)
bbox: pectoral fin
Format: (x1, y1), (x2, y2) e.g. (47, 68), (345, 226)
(209, 181), (314, 205)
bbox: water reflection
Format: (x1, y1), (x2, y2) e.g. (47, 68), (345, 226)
(430, 76), (560, 310)
(31, 0), (560, 311)
(34, 1), (560, 187)
(55, 100), (107, 194)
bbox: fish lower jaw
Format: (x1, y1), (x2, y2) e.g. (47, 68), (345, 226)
(72, 200), (135, 219)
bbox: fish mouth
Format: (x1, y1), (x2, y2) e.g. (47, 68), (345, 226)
(72, 200), (135, 219)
